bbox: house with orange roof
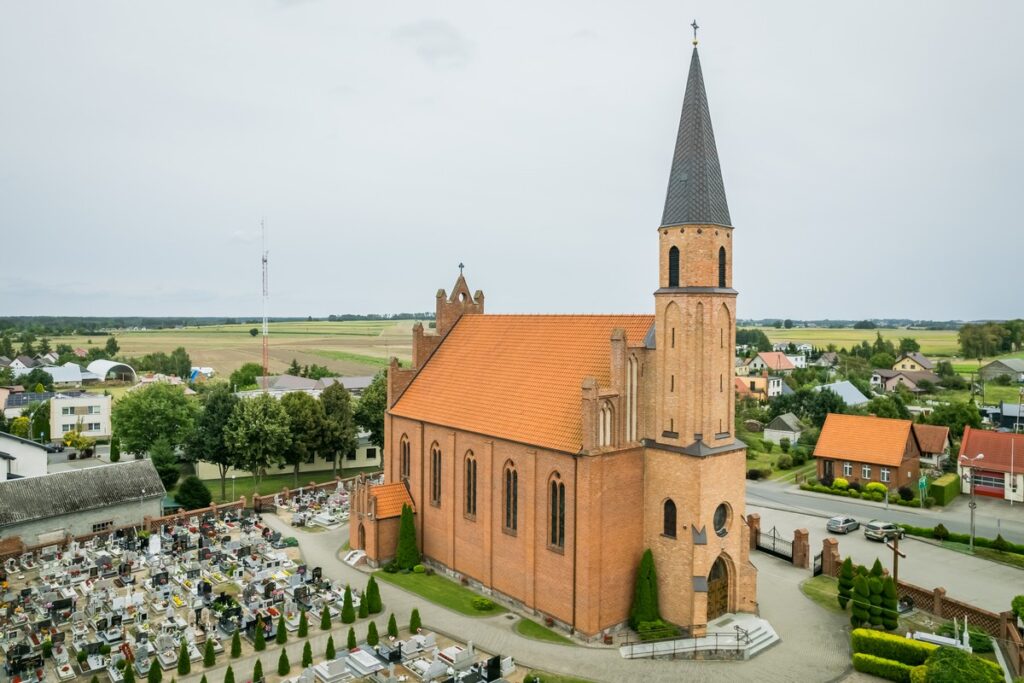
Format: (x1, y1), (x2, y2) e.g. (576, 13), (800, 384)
(348, 476), (415, 559)
(957, 426), (1024, 502)
(813, 413), (921, 488)
(350, 42), (758, 639)
(912, 423), (950, 469)
(745, 351), (795, 375)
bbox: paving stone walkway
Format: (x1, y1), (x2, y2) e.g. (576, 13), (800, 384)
(258, 515), (854, 682)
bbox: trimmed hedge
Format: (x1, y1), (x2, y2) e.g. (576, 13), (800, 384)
(801, 483), (886, 502)
(851, 629), (936, 666)
(899, 524), (1024, 555)
(852, 653), (914, 683)
(929, 474), (959, 506)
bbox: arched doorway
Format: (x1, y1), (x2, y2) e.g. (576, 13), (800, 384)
(357, 523), (366, 550)
(707, 555), (730, 620)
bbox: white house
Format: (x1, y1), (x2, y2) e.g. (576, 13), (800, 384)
(763, 413), (804, 445)
(785, 354), (806, 369)
(0, 431), (49, 480)
(50, 394), (113, 442)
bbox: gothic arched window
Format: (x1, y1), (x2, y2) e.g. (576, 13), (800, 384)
(668, 246), (680, 287)
(464, 452), (477, 517)
(504, 463), (518, 532)
(663, 499), (677, 538)
(549, 474), (566, 549)
(430, 442), (441, 505)
(400, 435), (410, 482)
(718, 246), (727, 288)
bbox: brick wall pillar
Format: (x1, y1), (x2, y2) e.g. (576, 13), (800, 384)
(746, 513), (760, 551)
(821, 537), (840, 577)
(792, 529), (810, 569)
(933, 587), (946, 617)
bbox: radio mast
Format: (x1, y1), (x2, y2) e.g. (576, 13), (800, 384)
(261, 219), (269, 393)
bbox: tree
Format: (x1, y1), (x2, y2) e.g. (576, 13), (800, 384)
(252, 660), (262, 683)
(354, 370), (387, 448)
(865, 395), (910, 420)
(230, 630), (241, 658)
(150, 437), (181, 490)
(186, 383), (241, 499)
(287, 359), (302, 376)
(409, 608), (421, 633)
(358, 597), (368, 619)
(19, 368), (53, 392)
(301, 641), (312, 667)
(783, 319), (793, 329)
(853, 320), (877, 330)
(228, 362), (263, 391)
(387, 613), (398, 638)
(203, 638), (215, 667)
(280, 392), (327, 487)
(320, 383), (358, 475)
(837, 557), (854, 610)
(112, 383), (197, 454)
(298, 611), (308, 638)
(124, 666), (136, 683)
(867, 576), (884, 627)
(325, 636), (336, 660)
(277, 650), (290, 677)
(10, 416), (30, 438)
(850, 575), (870, 627)
(29, 401), (50, 442)
(224, 394), (291, 489)
(898, 338), (920, 353)
(395, 504), (420, 570)
(341, 586), (356, 624)
(148, 662), (162, 683)
(176, 475), (213, 510)
(275, 615), (287, 645)
(881, 577), (898, 631)
(346, 627), (356, 650)
(105, 336), (120, 356)
(110, 436), (121, 462)
(320, 605), (331, 630)
(365, 577), (382, 614)
(254, 620), (266, 651)
(249, 328), (259, 337)
(928, 401), (982, 439)
(869, 352), (895, 370)
(223, 666), (234, 683)
(177, 640), (191, 676)
(629, 549), (660, 629)
(366, 622), (379, 647)
(200, 676), (207, 683)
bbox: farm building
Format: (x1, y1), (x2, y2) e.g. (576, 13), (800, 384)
(763, 413), (804, 445)
(979, 358), (1024, 383)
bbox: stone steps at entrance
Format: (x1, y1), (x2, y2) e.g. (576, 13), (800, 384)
(619, 613), (780, 661)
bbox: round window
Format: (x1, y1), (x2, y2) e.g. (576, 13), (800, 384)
(713, 503), (731, 537)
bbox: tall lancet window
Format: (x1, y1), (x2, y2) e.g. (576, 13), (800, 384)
(668, 246), (680, 287)
(718, 246), (726, 288)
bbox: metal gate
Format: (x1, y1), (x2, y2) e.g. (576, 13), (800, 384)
(756, 526), (793, 561)
(812, 551), (823, 576)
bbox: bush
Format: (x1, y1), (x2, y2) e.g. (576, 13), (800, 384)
(636, 619), (680, 641)
(395, 504), (420, 570)
(110, 437), (121, 462)
(471, 597), (496, 612)
(387, 613), (399, 638)
(746, 469), (763, 480)
(898, 486), (914, 501)
(932, 524), (950, 540)
(850, 628), (937, 666)
(341, 586), (355, 624)
(409, 608), (422, 632)
(277, 649), (290, 676)
(923, 496), (935, 509)
(346, 627), (356, 650)
(865, 482), (888, 495)
(779, 437), (791, 453)
(629, 549), (661, 629)
(838, 558), (854, 610)
(923, 646), (1002, 683)
(777, 454), (793, 470)
(77, 650), (88, 664)
(813, 484), (832, 494)
(382, 561), (400, 573)
(820, 473), (834, 488)
(366, 622), (379, 647)
(936, 623), (993, 652)
(99, 644), (111, 656)
(848, 481), (862, 493)
(792, 449), (807, 466)
(412, 564), (426, 574)
(832, 477), (849, 491)
(992, 534), (1011, 552)
(365, 576), (382, 614)
(929, 474), (959, 506)
(849, 490), (862, 498)
(325, 635), (336, 660)
(852, 653), (914, 682)
(358, 597), (369, 619)
(302, 641), (312, 668)
(870, 492), (884, 502)
(1013, 595), (1024, 620)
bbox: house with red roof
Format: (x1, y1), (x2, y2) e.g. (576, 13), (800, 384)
(958, 426), (1024, 502)
(745, 352), (795, 375)
(813, 413), (921, 488)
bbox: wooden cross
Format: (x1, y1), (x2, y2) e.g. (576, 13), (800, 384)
(885, 534), (907, 585)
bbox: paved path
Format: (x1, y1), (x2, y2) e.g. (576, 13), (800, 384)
(259, 514), (854, 682)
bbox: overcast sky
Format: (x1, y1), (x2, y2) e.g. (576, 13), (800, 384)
(2, 2), (1022, 320)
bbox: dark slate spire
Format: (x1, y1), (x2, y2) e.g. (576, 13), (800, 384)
(660, 47), (732, 228)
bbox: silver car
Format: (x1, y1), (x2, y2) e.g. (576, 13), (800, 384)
(826, 516), (859, 534)
(864, 520), (905, 542)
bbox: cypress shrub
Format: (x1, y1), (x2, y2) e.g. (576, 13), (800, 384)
(868, 577), (883, 627)
(230, 630), (241, 658)
(366, 577), (382, 614)
(870, 559), (884, 578)
(341, 586), (356, 624)
(277, 649), (290, 677)
(320, 605), (331, 630)
(628, 549), (660, 629)
(148, 663), (162, 683)
(395, 504), (420, 570)
(223, 666), (234, 683)
(252, 660), (262, 683)
(275, 616), (287, 645)
(409, 608), (421, 633)
(177, 640), (191, 676)
(387, 613), (398, 638)
(851, 575), (870, 627)
(881, 577), (899, 631)
(200, 676), (208, 683)
(254, 621), (266, 651)
(347, 627), (356, 650)
(124, 667), (136, 683)
(367, 622), (379, 647)
(203, 639), (215, 667)
(298, 610), (308, 638)
(325, 636), (336, 660)
(358, 597), (369, 619)
(302, 641), (313, 668)
(838, 557), (854, 610)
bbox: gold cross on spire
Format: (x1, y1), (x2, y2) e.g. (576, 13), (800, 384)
(691, 20), (699, 46)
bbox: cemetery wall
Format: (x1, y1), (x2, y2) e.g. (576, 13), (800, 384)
(2, 497), (163, 547)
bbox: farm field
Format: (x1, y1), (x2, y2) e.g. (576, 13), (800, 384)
(756, 327), (961, 356)
(49, 320), (418, 377)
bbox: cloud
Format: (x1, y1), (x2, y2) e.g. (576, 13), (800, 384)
(393, 20), (474, 69)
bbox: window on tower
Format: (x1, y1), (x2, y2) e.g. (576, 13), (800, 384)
(718, 246), (726, 288)
(668, 246), (680, 287)
(663, 499), (677, 538)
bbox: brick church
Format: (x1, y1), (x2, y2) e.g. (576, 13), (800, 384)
(351, 41), (757, 637)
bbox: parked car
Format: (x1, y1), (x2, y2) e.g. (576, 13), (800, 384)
(826, 516), (859, 534)
(864, 520), (905, 542)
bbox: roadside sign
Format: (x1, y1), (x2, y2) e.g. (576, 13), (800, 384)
(918, 475), (928, 494)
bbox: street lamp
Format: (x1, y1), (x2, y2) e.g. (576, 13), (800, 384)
(959, 453), (984, 552)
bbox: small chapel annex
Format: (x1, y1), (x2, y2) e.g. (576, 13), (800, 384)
(350, 41), (757, 638)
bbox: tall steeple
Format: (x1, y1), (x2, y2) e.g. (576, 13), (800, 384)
(660, 46), (731, 228)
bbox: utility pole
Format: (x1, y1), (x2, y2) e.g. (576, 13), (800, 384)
(884, 534), (906, 585)
(261, 220), (269, 394)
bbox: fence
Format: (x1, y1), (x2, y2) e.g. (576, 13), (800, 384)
(1003, 612), (1024, 677)
(893, 580), (1002, 636)
(756, 526), (793, 561)
(252, 476), (356, 512)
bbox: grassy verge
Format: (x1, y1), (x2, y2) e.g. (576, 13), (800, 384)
(800, 575), (843, 613)
(199, 466), (382, 503)
(374, 571), (507, 617)
(515, 619), (575, 645)
(771, 460), (815, 483)
(939, 541), (1024, 570)
(309, 349), (390, 368)
(524, 672), (595, 683)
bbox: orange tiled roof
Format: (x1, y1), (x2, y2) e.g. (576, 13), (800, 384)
(391, 314), (655, 453)
(958, 426), (1024, 475)
(814, 413), (912, 467)
(372, 482), (414, 519)
(756, 352), (794, 371)
(734, 377), (752, 395)
(912, 423), (949, 455)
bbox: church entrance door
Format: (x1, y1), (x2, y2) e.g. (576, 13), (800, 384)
(707, 556), (729, 620)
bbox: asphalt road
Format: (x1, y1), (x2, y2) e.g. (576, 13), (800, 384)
(746, 479), (1024, 544)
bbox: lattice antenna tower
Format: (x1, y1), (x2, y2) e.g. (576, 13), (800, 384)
(261, 219), (269, 393)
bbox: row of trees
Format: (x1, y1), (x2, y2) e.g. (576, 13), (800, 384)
(959, 319), (1024, 358)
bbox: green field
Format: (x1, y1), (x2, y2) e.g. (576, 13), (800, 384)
(197, 467), (381, 503)
(758, 327), (961, 356)
(515, 618), (575, 645)
(49, 320), (417, 377)
(374, 570), (507, 617)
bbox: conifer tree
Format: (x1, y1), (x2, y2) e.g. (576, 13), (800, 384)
(177, 640), (191, 676)
(200, 676), (208, 683)
(869, 558), (884, 578)
(395, 504), (420, 569)
(148, 663), (162, 683)
(409, 608), (422, 633)
(298, 611), (309, 638)
(302, 641), (313, 668)
(124, 667), (136, 683)
(230, 630), (241, 659)
(868, 577), (883, 627)
(366, 622), (379, 647)
(253, 659), (263, 683)
(254, 621), (266, 651)
(628, 549), (660, 629)
(275, 616), (287, 645)
(837, 557), (855, 610)
(223, 666), (234, 683)
(850, 575), (870, 627)
(325, 636), (336, 660)
(881, 577), (899, 631)
(387, 613), (398, 638)
(365, 577), (382, 614)
(90, 677), (100, 683)
(277, 650), (290, 677)
(203, 638), (216, 667)
(320, 605), (331, 630)
(346, 627), (356, 650)
(341, 586), (355, 624)
(358, 597), (369, 619)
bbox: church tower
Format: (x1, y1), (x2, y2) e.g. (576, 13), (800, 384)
(643, 35), (757, 634)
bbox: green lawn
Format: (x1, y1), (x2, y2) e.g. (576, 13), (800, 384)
(374, 571), (507, 617)
(800, 575), (843, 613)
(199, 466), (381, 503)
(515, 618), (575, 645)
(309, 349), (390, 368)
(524, 672), (595, 683)
(939, 541), (1024, 570)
